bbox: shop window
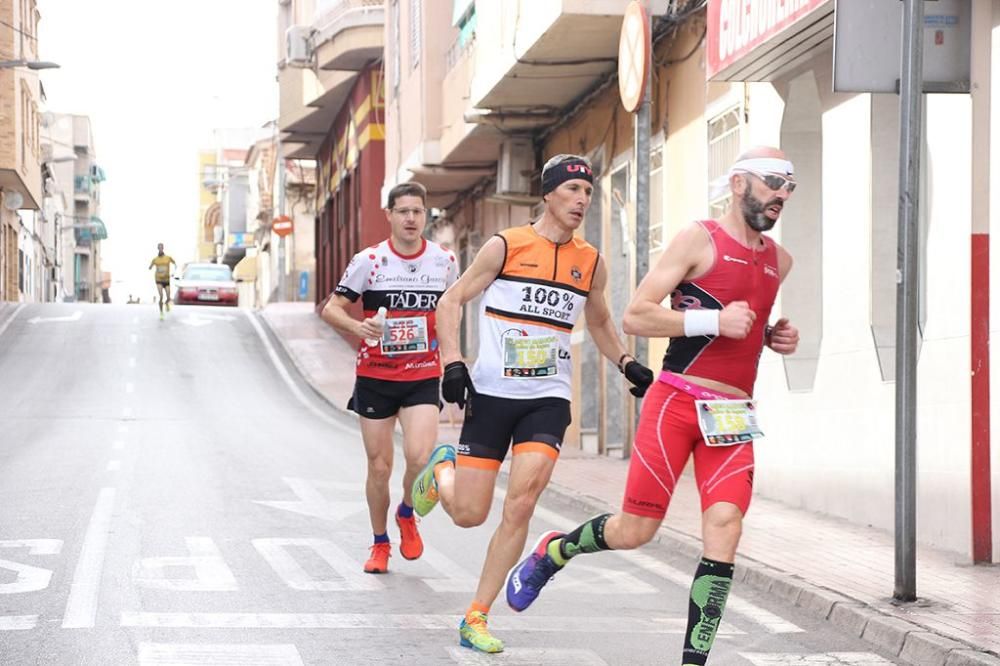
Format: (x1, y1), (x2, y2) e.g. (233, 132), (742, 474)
(869, 94), (928, 381)
(707, 103), (743, 217)
(778, 69), (823, 391)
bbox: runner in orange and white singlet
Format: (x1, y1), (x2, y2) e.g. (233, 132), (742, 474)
(321, 181), (458, 575)
(510, 147), (802, 666)
(410, 154), (654, 653)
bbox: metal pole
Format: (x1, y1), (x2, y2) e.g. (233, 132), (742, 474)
(276, 134), (287, 303)
(894, 0), (924, 602)
(632, 4), (652, 456)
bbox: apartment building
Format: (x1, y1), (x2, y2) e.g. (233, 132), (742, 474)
(277, 0), (386, 303)
(0, 0), (42, 302)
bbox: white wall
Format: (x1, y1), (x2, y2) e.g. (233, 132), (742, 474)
(746, 64), (982, 556)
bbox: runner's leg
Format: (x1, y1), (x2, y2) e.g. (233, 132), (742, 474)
(472, 450), (555, 609)
(359, 415), (398, 538)
(398, 403), (439, 509)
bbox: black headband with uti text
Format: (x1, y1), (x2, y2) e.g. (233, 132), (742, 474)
(542, 159), (594, 195)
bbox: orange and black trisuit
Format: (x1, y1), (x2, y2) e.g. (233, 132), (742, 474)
(459, 223), (599, 469)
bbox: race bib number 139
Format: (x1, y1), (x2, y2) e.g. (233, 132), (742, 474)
(694, 399), (764, 447)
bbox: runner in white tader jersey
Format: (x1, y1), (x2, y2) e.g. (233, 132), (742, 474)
(320, 181), (458, 575)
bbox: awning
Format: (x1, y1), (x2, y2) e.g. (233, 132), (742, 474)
(90, 216), (108, 240)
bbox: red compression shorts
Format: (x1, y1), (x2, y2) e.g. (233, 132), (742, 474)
(622, 375), (755, 519)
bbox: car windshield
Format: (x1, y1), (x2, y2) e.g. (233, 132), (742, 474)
(183, 267), (232, 282)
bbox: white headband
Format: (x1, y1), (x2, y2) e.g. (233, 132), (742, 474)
(729, 157), (795, 177)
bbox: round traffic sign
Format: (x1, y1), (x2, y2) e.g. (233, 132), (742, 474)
(272, 215), (294, 237)
(618, 1), (650, 113)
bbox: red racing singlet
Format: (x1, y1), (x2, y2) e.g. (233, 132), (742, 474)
(335, 238), (458, 381)
(661, 220), (781, 395)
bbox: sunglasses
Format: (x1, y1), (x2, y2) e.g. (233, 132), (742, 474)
(741, 170), (797, 193)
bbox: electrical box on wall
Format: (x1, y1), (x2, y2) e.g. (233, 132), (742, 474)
(491, 138), (537, 205)
(286, 26), (313, 67)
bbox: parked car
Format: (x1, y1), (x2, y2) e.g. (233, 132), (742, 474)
(174, 263), (238, 306)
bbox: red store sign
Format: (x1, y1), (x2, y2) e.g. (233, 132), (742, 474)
(707, 0), (828, 79)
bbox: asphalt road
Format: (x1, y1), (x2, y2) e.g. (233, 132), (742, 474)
(0, 303), (904, 665)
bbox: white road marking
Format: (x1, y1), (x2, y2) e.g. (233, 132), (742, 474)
(252, 538), (383, 591)
(129, 357), (136, 368)
(503, 490), (804, 634)
(0, 540), (63, 594)
(113, 440), (125, 451)
(27, 310), (82, 324)
(244, 311), (356, 434)
(133, 537), (238, 592)
(447, 647), (608, 665)
(122, 407), (133, 418)
(63, 488), (116, 628)
(0, 304), (24, 338)
(107, 460), (121, 472)
(125, 382), (135, 394)
(253, 477), (366, 522)
(118, 424), (129, 434)
(181, 314), (214, 328)
(0, 615), (37, 631)
(131, 316), (138, 324)
(419, 544), (479, 592)
(138, 643), (304, 666)
(739, 654), (894, 665)
(120, 613), (738, 634)
(130, 334), (138, 344)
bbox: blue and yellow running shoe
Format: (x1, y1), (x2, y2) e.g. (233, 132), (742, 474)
(411, 444), (455, 517)
(505, 530), (565, 612)
(459, 611), (504, 653)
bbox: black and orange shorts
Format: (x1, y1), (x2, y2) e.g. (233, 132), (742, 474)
(457, 392), (571, 471)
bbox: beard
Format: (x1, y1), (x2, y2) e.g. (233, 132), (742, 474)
(739, 190), (781, 232)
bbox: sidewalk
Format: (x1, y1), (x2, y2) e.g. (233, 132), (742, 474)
(260, 302), (1000, 666)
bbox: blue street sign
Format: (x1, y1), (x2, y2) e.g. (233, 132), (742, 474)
(299, 271), (308, 300)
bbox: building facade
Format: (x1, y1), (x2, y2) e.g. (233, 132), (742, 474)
(277, 0), (385, 307)
(0, 0), (42, 302)
(379, 0), (999, 561)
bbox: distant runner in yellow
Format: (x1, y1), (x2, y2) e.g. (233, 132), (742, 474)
(148, 243), (176, 319)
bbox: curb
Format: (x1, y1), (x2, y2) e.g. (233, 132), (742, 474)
(256, 308), (1000, 666)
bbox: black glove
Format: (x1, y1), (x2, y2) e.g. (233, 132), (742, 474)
(442, 361), (475, 409)
(623, 359), (654, 398)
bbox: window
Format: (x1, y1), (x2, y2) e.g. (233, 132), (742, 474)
(390, 0), (400, 94)
(409, 0), (421, 70)
(707, 103), (743, 218)
(649, 145), (665, 253)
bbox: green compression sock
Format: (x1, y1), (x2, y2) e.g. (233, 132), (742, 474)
(547, 513), (613, 566)
(682, 557), (734, 666)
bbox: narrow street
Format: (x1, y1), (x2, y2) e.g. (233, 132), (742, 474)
(0, 303), (902, 665)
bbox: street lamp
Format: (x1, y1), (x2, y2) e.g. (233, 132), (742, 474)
(0, 59), (59, 70)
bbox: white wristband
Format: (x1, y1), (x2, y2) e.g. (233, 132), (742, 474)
(683, 309), (720, 337)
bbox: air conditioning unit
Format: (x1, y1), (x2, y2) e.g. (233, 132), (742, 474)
(285, 25), (313, 67)
(492, 138), (536, 205)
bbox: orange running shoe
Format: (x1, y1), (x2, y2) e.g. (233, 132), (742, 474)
(363, 542), (391, 573)
(396, 513), (424, 560)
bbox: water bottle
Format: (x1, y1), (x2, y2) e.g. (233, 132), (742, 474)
(364, 306), (388, 347)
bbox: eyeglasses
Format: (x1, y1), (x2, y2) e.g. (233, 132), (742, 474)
(392, 207), (426, 217)
(741, 170), (797, 193)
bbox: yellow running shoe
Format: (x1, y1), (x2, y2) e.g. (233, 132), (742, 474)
(459, 611), (504, 653)
(411, 444), (455, 517)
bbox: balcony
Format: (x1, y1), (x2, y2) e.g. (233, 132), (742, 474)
(313, 0), (384, 71)
(470, 0), (669, 112)
(73, 175), (92, 201)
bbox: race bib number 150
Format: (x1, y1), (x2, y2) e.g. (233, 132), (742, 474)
(694, 399), (764, 447)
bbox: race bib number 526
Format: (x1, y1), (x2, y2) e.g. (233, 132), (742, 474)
(694, 399), (764, 446)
